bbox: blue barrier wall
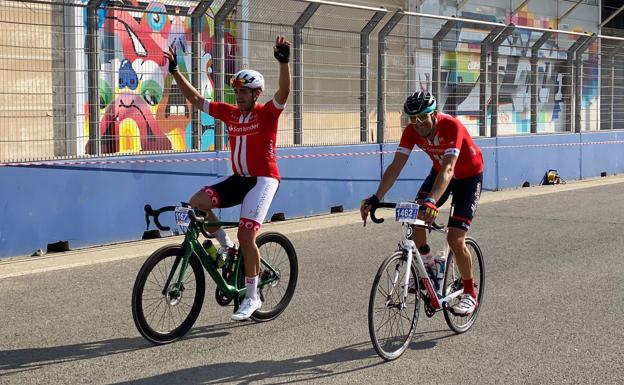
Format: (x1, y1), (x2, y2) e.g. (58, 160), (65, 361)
(1, 131), (623, 258)
(580, 131), (624, 178)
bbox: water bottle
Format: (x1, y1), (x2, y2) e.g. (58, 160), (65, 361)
(202, 239), (224, 268)
(222, 246), (238, 274)
(421, 252), (435, 280)
(435, 251), (446, 295)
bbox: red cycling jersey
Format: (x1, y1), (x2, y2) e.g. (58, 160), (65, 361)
(397, 112), (483, 179)
(203, 99), (284, 180)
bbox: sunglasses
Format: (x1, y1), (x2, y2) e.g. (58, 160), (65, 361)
(408, 112), (432, 123)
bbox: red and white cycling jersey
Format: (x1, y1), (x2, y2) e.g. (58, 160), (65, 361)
(203, 99), (284, 180)
(397, 112), (483, 179)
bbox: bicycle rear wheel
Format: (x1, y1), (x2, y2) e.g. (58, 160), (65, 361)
(239, 232), (298, 322)
(132, 245), (205, 344)
(442, 237), (484, 333)
(368, 251), (420, 361)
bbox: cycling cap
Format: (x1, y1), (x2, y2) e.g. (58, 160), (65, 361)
(230, 69), (264, 91)
(403, 91), (436, 115)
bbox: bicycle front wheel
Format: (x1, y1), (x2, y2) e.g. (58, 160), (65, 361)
(368, 251), (420, 361)
(442, 237), (484, 333)
(131, 245), (205, 344)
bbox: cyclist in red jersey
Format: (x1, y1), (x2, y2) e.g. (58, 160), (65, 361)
(360, 91), (483, 316)
(164, 36), (291, 321)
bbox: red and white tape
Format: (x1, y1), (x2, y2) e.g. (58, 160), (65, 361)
(1, 140), (623, 168)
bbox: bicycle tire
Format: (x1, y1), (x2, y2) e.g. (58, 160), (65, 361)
(368, 251), (420, 361)
(132, 244), (206, 344)
(234, 232), (298, 322)
(442, 237), (485, 333)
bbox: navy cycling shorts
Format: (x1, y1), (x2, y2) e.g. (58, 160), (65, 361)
(416, 169), (483, 231)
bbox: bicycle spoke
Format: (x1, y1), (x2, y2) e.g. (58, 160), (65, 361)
(369, 252), (419, 360)
(143, 299), (166, 315)
(442, 238), (484, 334)
(132, 245), (208, 344)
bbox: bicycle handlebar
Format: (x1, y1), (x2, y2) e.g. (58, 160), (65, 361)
(144, 204), (176, 231)
(369, 202), (397, 224)
(369, 201), (445, 230)
(144, 203), (211, 238)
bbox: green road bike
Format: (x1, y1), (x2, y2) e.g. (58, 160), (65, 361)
(131, 203), (298, 344)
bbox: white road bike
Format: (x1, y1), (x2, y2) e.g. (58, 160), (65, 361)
(367, 201), (485, 361)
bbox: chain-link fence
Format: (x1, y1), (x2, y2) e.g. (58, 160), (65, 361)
(381, 9), (607, 141)
(1, 0), (623, 163)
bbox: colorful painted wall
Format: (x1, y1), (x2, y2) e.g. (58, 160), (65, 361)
(419, 1), (600, 135)
(81, 0), (239, 155)
(75, 0), (601, 149)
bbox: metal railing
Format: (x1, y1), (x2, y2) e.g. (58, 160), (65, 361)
(1, 0), (623, 163)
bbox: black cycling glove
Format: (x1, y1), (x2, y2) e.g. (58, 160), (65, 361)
(274, 43), (290, 63)
(167, 49), (178, 74)
(364, 194), (380, 208)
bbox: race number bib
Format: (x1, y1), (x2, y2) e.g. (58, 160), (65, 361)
(174, 206), (191, 227)
(395, 202), (419, 224)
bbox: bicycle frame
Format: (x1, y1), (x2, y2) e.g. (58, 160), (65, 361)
(164, 221), (241, 298)
(145, 204), (281, 301)
(394, 221), (464, 310)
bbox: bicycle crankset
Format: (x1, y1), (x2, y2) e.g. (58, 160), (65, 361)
(422, 294), (436, 317)
(215, 270), (234, 306)
(215, 288), (233, 306)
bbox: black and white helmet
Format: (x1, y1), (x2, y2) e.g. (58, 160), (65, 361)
(403, 91), (437, 115)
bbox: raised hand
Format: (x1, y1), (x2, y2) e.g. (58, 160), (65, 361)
(163, 45), (178, 74)
(273, 35), (291, 63)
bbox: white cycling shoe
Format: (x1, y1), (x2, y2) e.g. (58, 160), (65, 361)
(452, 294), (478, 316)
(231, 296), (262, 321)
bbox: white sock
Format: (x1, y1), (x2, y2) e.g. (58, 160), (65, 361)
(245, 276), (258, 300)
(213, 228), (234, 248)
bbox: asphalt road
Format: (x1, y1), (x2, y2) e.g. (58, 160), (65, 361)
(1, 178), (623, 385)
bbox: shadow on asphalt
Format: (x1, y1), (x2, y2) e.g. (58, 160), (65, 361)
(106, 330), (451, 384)
(108, 341), (382, 385)
(0, 321), (244, 374)
(1, 324), (453, 383)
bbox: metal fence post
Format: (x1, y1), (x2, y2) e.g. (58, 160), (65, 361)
(292, 3), (320, 145)
(489, 24), (514, 137)
(62, 4), (76, 157)
(360, 10), (386, 143)
(191, 1), (213, 151)
(431, 20), (455, 108)
(480, 25), (506, 137)
(86, 0), (104, 155)
(213, 0), (237, 151)
(530, 30), (553, 134)
(566, 34), (591, 132)
(603, 39), (624, 130)
(376, 9), (404, 144)
(574, 34), (597, 133)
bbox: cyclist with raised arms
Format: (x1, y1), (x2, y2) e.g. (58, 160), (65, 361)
(360, 91), (483, 316)
(164, 36), (291, 321)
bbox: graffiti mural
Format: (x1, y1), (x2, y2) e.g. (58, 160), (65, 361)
(419, 2), (599, 134)
(84, 0), (238, 154)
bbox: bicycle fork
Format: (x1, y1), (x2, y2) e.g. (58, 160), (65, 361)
(386, 239), (416, 309)
(161, 245), (194, 300)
